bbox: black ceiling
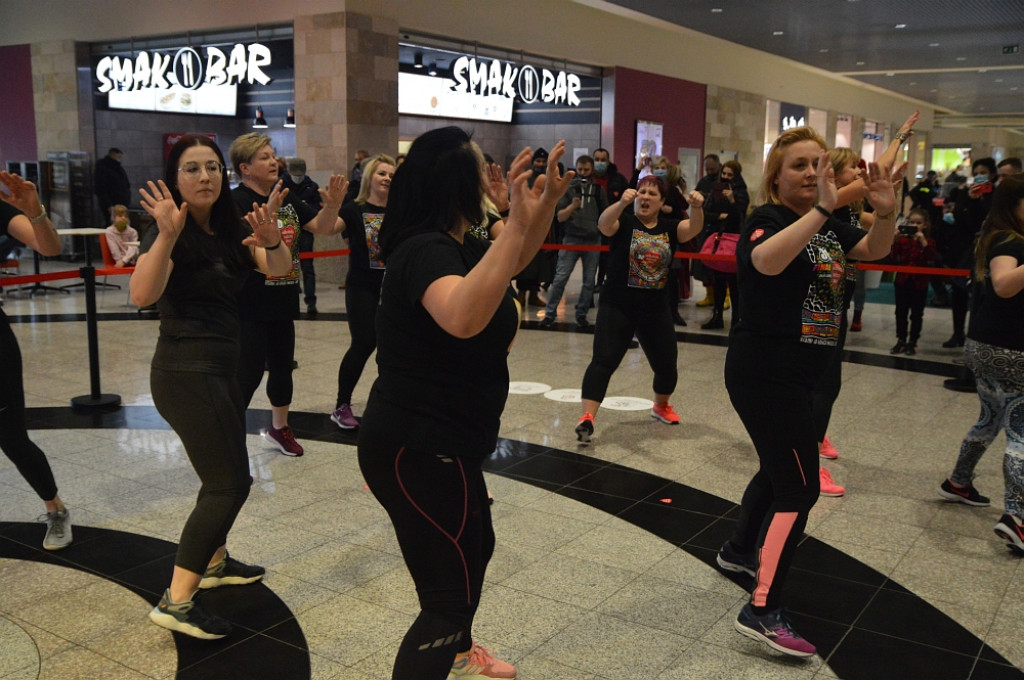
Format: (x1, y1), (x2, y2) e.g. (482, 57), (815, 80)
(605, 0), (1024, 129)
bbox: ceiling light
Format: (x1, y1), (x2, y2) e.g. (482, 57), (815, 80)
(929, 43), (940, 47)
(284, 108), (295, 128)
(886, 72), (895, 77)
(428, 62), (438, 76)
(931, 89), (938, 92)
(1012, 86), (1020, 91)
(909, 81), (917, 86)
(711, 7), (723, 12)
(895, 23), (907, 29)
(772, 31), (784, 36)
(856, 61), (865, 65)
(819, 48), (829, 53)
(414, 52), (424, 69)
(995, 78), (1003, 82)
(252, 106), (268, 129)
(956, 56), (967, 61)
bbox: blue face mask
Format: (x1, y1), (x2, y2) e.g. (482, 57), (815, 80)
(593, 161), (608, 175)
(653, 169), (668, 178)
(943, 212), (956, 225)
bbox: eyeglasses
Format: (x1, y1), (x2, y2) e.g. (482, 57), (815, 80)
(178, 161), (224, 179)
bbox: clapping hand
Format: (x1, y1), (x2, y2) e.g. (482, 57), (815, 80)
(139, 180), (187, 239)
(242, 203), (282, 249)
(485, 162), (509, 214)
(863, 161), (897, 216)
(319, 174), (348, 208)
(506, 140), (574, 237)
(815, 151), (838, 211)
(0, 171), (45, 218)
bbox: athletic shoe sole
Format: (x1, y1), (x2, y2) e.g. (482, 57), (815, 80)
(650, 412), (680, 425)
(575, 422), (593, 445)
(148, 608), (228, 640)
(716, 553), (756, 578)
(199, 572), (264, 589)
(734, 618), (815, 658)
(329, 413), (358, 430)
(994, 517), (1024, 555)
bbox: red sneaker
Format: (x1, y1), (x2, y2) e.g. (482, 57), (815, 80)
(450, 643), (517, 678)
(819, 435), (839, 459)
(819, 467), (845, 497)
(651, 402), (680, 425)
(264, 426), (304, 457)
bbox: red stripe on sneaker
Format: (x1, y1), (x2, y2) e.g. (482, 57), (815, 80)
(752, 511), (799, 608)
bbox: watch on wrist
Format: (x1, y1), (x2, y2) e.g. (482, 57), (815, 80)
(896, 132), (909, 143)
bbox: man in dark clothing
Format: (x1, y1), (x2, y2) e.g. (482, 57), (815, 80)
(283, 157), (322, 317)
(342, 149), (368, 205)
(94, 148), (130, 222)
(591, 148), (629, 289)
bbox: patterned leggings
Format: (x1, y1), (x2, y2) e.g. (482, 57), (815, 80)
(950, 339), (1024, 518)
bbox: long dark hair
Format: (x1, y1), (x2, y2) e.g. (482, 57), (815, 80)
(974, 174), (1024, 282)
(379, 126), (485, 260)
(164, 135), (253, 271)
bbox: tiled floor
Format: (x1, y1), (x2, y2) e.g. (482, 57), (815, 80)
(1, 262), (1022, 679)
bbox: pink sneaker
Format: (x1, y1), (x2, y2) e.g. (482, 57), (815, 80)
(819, 467), (845, 497)
(330, 403), (359, 429)
(651, 402), (680, 425)
(264, 426), (304, 457)
(819, 435), (839, 459)
(449, 643), (517, 678)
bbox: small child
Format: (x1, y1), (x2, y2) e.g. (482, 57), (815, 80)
(104, 204), (139, 267)
(889, 208), (941, 355)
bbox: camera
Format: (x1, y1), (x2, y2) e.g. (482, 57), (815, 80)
(899, 223), (918, 236)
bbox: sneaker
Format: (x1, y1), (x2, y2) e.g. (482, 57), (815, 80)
(938, 478), (990, 506)
(264, 425), (304, 456)
(538, 316), (556, 329)
(651, 402), (680, 425)
(850, 319), (863, 332)
(819, 467), (845, 497)
(905, 344), (917, 356)
(575, 413), (594, 444)
(734, 604), (816, 658)
(306, 303), (318, 319)
(890, 341), (906, 354)
(819, 435), (839, 460)
(330, 403), (359, 430)
(994, 514), (1024, 554)
(41, 509), (72, 550)
(716, 541), (756, 578)
(149, 589), (232, 640)
(199, 553), (266, 589)
(449, 643), (517, 679)
(575, 317), (591, 330)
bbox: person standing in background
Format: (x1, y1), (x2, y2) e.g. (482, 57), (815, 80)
(282, 157), (322, 318)
(95, 147), (131, 222)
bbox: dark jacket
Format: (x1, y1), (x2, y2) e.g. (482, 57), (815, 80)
(94, 156), (131, 213)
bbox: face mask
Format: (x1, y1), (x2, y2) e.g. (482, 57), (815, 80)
(114, 219), (128, 230)
(594, 161), (608, 175)
(291, 174), (304, 183)
(653, 169), (668, 178)
(943, 212), (956, 225)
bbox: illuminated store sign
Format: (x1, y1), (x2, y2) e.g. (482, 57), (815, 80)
(95, 43), (272, 92)
(450, 56), (582, 107)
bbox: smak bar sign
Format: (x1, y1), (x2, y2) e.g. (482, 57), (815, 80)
(450, 55), (582, 107)
(95, 43), (273, 92)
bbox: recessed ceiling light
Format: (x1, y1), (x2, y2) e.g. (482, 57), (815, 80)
(930, 88), (938, 92)
(773, 31), (784, 35)
(885, 72), (895, 77)
(995, 78), (1003, 82)
(895, 23), (907, 29)
(711, 7), (723, 12)
(956, 56), (967, 61)
(979, 69), (988, 73)
(1012, 86), (1019, 91)
(909, 81), (917, 86)
(856, 61), (865, 65)
(819, 48), (828, 53)
(929, 43), (940, 47)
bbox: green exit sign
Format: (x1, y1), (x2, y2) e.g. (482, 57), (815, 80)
(1004, 44), (1020, 54)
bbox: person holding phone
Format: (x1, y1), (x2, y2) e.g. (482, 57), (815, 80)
(889, 209), (941, 355)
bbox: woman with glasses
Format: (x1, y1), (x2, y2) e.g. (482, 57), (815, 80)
(132, 135), (292, 639)
(228, 133), (347, 457)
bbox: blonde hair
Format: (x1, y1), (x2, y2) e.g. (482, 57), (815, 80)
(112, 204), (129, 217)
(228, 132), (272, 176)
(828, 147), (863, 213)
(760, 127), (826, 205)
(355, 154), (397, 205)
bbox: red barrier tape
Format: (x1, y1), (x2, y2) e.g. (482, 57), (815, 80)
(0, 270), (81, 287)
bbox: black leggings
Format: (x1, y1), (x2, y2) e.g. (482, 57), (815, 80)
(298, 229), (316, 306)
(811, 312), (849, 443)
(726, 339), (822, 612)
(358, 432), (494, 680)
(894, 284), (928, 344)
(0, 316), (58, 502)
(152, 366), (252, 574)
(582, 297), (678, 402)
(710, 270), (739, 320)
(336, 283), (380, 407)
(237, 318), (296, 411)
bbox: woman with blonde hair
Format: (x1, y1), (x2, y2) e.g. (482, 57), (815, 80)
(716, 126), (898, 657)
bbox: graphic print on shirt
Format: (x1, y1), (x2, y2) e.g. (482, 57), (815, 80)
(628, 228), (671, 290)
(266, 203), (302, 286)
(801, 232), (848, 345)
(363, 211), (385, 270)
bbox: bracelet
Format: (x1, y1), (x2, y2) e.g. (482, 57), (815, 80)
(264, 240), (283, 250)
(876, 210), (896, 221)
(29, 205), (47, 223)
(896, 132), (909, 143)
(813, 204), (833, 219)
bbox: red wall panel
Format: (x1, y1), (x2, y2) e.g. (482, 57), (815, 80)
(0, 44), (38, 166)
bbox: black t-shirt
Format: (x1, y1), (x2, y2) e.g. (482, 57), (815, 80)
(968, 236), (1024, 351)
(140, 220), (252, 374)
(231, 184), (318, 321)
(732, 204), (866, 348)
(359, 231), (520, 459)
(340, 201), (387, 289)
(600, 212), (679, 307)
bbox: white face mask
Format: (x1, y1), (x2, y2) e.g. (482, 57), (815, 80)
(291, 174), (304, 183)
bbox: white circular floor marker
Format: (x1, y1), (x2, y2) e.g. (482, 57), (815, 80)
(543, 388), (582, 402)
(508, 381), (552, 395)
(601, 396), (655, 411)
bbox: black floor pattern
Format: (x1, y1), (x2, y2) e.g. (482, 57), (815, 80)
(5, 404), (1021, 679)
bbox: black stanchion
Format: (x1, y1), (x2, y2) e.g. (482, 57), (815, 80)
(944, 363), (977, 393)
(70, 265), (121, 412)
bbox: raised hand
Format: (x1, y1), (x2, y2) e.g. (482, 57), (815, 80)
(139, 180), (187, 239)
(815, 151), (838, 211)
(0, 171), (44, 217)
(266, 180), (289, 215)
(686, 190), (705, 209)
(241, 202), (282, 249)
(620, 188), (638, 205)
(485, 162), (509, 213)
(319, 174), (348, 207)
(864, 161), (896, 216)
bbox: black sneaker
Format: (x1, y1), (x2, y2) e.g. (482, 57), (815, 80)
(716, 541), (756, 578)
(938, 478), (991, 507)
(575, 413), (594, 444)
(149, 589), (232, 640)
(575, 317), (591, 330)
(890, 341), (906, 354)
(199, 554), (266, 589)
(306, 304), (318, 319)
(994, 514), (1024, 555)
(539, 316), (556, 329)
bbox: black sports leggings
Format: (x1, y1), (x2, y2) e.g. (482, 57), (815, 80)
(582, 296), (678, 402)
(358, 431), (494, 680)
(152, 366), (252, 575)
(811, 311), (849, 443)
(725, 338), (823, 612)
(0, 315), (58, 502)
(237, 318), (295, 411)
(336, 283), (380, 408)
